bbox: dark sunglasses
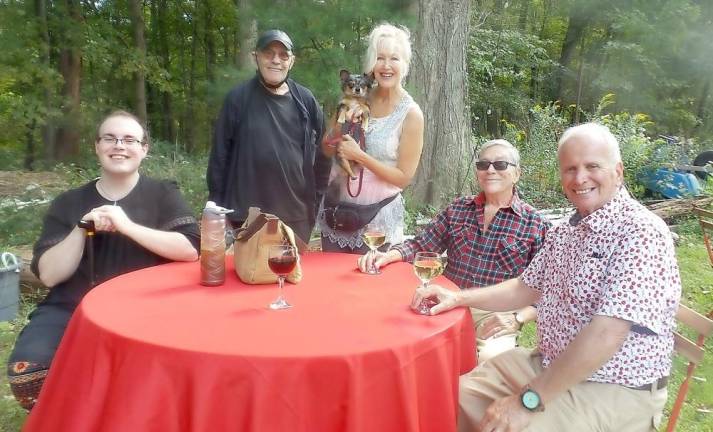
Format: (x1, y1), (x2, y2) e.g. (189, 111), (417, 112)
(475, 160), (517, 171)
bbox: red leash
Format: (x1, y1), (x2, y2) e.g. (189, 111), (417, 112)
(326, 121), (366, 198)
(344, 122), (365, 198)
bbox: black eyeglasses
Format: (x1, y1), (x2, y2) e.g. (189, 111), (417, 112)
(99, 136), (144, 146)
(475, 160), (517, 171)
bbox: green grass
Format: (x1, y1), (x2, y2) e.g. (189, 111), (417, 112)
(0, 288), (44, 432)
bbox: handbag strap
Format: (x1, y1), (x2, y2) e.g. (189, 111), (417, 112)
(235, 212), (308, 253)
(372, 193), (398, 210)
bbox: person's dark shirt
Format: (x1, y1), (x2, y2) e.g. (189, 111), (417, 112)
(208, 76), (330, 234)
(32, 176), (200, 308)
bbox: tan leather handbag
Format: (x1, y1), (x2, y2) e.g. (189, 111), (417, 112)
(233, 207), (305, 284)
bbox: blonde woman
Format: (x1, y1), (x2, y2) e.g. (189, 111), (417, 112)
(319, 23), (424, 253)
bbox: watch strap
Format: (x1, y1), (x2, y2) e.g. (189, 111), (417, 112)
(520, 384), (545, 412)
(513, 311), (525, 330)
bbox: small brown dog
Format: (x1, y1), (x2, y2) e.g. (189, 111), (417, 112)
(324, 69), (374, 179)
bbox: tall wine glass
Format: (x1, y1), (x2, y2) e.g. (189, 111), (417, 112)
(268, 244), (297, 310)
(412, 252), (445, 314)
(362, 222), (386, 275)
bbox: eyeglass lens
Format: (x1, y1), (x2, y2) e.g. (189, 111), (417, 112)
(475, 160), (512, 171)
(100, 136), (142, 145)
(259, 49), (290, 61)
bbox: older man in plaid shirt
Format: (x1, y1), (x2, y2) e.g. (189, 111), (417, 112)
(358, 139), (550, 361)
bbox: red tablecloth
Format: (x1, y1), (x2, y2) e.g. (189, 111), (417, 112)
(24, 252), (475, 432)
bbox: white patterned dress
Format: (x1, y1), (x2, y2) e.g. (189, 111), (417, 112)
(318, 92), (418, 250)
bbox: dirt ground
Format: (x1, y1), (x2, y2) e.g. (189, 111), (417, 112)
(0, 170), (65, 197)
(1, 171), (65, 287)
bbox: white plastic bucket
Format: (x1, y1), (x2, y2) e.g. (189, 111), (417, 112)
(0, 252), (21, 321)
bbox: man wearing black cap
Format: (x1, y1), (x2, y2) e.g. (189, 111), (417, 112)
(208, 29), (330, 242)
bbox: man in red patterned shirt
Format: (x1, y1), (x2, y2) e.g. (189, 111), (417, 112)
(358, 139), (550, 361)
(414, 123), (681, 432)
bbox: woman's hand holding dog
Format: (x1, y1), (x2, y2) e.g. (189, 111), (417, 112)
(337, 135), (364, 162)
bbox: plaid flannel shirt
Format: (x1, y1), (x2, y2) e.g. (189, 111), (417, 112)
(392, 192), (550, 289)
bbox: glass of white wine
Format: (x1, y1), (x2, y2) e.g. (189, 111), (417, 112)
(412, 251), (445, 315)
(362, 222), (386, 275)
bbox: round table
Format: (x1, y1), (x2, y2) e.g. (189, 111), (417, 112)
(24, 252), (475, 432)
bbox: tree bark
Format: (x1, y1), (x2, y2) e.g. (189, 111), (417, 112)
(409, 0), (472, 207)
(35, 0), (55, 163)
(236, 0), (256, 70)
(128, 0), (148, 125)
(54, 0), (82, 161)
(693, 79), (710, 134)
(156, 0), (176, 142)
(518, 0), (529, 31)
(552, 0), (591, 103)
(184, 0), (199, 153)
(203, 0), (216, 82)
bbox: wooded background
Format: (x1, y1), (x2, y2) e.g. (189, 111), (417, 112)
(1, 0), (712, 207)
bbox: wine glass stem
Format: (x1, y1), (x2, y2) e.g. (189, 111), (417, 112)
(369, 249), (376, 273)
(277, 276), (285, 302)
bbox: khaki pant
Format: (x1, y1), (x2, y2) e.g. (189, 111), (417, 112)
(471, 308), (518, 363)
(458, 348), (667, 432)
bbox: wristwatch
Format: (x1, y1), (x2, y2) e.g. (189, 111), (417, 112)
(514, 311), (525, 330)
(520, 385), (545, 412)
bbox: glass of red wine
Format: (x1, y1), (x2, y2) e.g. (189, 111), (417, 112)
(268, 244), (297, 310)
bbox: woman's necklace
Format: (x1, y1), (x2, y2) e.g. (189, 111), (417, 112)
(96, 179), (132, 206)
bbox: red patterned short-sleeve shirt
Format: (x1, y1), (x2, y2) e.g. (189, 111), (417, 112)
(522, 188), (681, 387)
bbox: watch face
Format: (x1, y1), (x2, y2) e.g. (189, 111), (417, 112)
(522, 390), (540, 410)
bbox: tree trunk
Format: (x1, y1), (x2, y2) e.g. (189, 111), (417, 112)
(35, 0), (55, 163)
(236, 0), (256, 70)
(409, 0), (472, 207)
(552, 0), (591, 102)
(128, 0), (148, 125)
(693, 79), (710, 134)
(518, 0), (529, 31)
(156, 0), (176, 142)
(203, 0), (216, 82)
(54, 0), (82, 161)
(25, 120), (36, 170)
(184, 1), (199, 153)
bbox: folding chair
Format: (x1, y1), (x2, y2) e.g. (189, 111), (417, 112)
(692, 206), (713, 268)
(666, 304), (713, 431)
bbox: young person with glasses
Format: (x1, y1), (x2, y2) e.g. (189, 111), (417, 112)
(208, 29), (331, 243)
(7, 111), (200, 410)
(358, 139), (549, 362)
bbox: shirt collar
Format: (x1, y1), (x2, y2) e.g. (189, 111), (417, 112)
(570, 187), (630, 233)
(473, 188), (524, 217)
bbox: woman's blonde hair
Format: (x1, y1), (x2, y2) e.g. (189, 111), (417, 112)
(363, 23), (412, 78)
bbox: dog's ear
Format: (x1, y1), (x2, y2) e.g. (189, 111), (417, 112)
(340, 69), (350, 82)
(365, 72), (376, 87)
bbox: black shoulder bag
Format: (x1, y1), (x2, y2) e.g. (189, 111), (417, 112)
(322, 194), (398, 233)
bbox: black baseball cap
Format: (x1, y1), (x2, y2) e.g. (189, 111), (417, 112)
(256, 29), (293, 52)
